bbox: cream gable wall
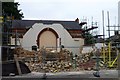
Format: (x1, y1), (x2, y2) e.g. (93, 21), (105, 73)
(10, 37), (23, 46)
(22, 23), (84, 55)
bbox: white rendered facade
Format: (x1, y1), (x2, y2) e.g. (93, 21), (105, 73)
(22, 23), (84, 55)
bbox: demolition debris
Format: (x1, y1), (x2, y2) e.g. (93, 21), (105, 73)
(13, 47), (101, 73)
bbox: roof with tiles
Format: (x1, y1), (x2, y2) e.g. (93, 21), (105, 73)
(12, 19), (82, 30)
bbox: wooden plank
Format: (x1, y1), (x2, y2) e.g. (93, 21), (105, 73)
(14, 54), (22, 75)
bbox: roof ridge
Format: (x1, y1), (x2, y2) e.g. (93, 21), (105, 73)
(13, 19), (75, 22)
(12, 19), (81, 29)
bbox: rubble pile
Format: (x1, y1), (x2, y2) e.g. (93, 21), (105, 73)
(13, 48), (42, 62)
(79, 52), (96, 70)
(13, 48), (96, 72)
(25, 61), (73, 72)
(13, 48), (36, 58)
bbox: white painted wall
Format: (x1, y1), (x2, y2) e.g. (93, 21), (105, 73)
(10, 37), (23, 46)
(22, 23), (84, 55)
(82, 46), (94, 54)
(95, 43), (106, 49)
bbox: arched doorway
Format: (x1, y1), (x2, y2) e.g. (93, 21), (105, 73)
(37, 28), (59, 50)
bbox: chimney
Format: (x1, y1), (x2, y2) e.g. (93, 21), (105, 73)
(75, 18), (79, 23)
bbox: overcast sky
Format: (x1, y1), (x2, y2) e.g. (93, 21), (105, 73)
(15, 0), (120, 37)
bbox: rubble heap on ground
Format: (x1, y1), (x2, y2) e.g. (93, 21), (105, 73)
(13, 48), (97, 72)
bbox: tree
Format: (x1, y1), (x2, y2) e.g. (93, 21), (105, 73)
(2, 2), (24, 46)
(2, 2), (24, 20)
(82, 32), (95, 45)
(2, 2), (24, 61)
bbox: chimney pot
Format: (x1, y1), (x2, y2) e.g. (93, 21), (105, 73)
(75, 18), (79, 23)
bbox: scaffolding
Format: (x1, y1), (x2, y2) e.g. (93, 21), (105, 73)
(101, 11), (120, 68)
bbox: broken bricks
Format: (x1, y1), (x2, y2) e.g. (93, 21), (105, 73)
(13, 48), (96, 72)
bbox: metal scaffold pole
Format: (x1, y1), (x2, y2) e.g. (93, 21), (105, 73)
(102, 10), (106, 63)
(107, 11), (111, 67)
(108, 42), (111, 66)
(15, 29), (17, 48)
(107, 11), (110, 38)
